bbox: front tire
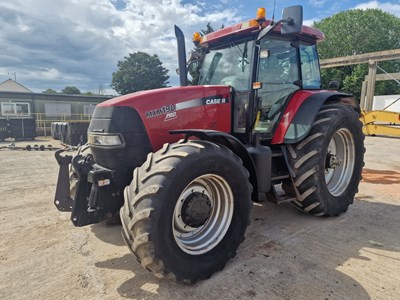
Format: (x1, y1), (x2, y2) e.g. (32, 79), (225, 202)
(286, 103), (364, 216)
(120, 140), (252, 283)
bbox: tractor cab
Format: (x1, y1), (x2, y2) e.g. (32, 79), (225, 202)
(181, 6), (324, 143)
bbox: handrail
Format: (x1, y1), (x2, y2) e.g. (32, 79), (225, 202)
(0, 113), (93, 137)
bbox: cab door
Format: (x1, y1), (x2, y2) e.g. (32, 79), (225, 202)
(254, 36), (300, 139)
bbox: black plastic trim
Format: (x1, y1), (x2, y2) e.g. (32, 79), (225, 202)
(88, 106), (152, 173)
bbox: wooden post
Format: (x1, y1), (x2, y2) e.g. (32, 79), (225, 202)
(360, 77), (367, 110)
(366, 60), (377, 111)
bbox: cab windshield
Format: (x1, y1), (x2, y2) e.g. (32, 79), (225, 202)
(198, 40), (254, 91)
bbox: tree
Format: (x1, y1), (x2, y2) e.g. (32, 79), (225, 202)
(200, 22), (223, 36)
(314, 9), (400, 100)
(97, 84), (105, 95)
(111, 52), (169, 95)
(43, 88), (57, 94)
(189, 23), (224, 85)
(62, 86), (81, 94)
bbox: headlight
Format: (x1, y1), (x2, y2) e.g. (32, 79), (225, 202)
(88, 133), (124, 147)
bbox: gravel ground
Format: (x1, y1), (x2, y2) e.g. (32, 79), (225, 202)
(0, 136), (399, 300)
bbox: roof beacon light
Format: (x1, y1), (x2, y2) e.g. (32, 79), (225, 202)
(192, 32), (201, 45)
(256, 7), (266, 25)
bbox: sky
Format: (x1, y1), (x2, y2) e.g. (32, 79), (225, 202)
(0, 0), (399, 95)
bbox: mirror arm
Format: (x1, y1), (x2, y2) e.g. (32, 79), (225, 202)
(259, 13), (299, 38)
(257, 16), (296, 41)
(257, 20), (282, 41)
(284, 17), (294, 26)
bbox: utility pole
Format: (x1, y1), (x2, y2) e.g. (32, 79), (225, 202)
(8, 72), (17, 81)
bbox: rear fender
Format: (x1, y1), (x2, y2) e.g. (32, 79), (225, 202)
(170, 129), (260, 202)
(272, 91), (359, 144)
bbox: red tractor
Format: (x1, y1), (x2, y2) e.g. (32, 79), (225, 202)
(54, 6), (364, 283)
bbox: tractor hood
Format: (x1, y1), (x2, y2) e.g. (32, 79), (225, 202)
(98, 85), (232, 150)
(99, 85), (230, 110)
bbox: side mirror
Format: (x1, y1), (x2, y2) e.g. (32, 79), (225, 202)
(188, 60), (202, 74)
(281, 5), (303, 35)
(328, 80), (340, 90)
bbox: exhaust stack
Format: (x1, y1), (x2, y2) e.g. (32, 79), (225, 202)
(174, 25), (188, 86)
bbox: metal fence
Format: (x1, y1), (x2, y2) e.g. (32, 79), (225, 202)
(33, 113), (91, 136)
(0, 113), (91, 136)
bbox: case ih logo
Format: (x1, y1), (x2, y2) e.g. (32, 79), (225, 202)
(205, 96), (226, 105)
(146, 104), (176, 119)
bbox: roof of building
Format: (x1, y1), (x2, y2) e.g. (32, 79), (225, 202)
(0, 78), (33, 93)
(0, 90), (112, 103)
(0, 78), (113, 102)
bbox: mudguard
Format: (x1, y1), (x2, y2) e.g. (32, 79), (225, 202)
(272, 91), (359, 144)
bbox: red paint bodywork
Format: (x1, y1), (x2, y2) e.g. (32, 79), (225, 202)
(99, 86), (231, 150)
(271, 90), (328, 144)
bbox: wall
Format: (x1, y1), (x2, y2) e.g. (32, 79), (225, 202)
(372, 95), (400, 112)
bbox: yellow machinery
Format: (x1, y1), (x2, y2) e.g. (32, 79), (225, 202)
(360, 110), (400, 137)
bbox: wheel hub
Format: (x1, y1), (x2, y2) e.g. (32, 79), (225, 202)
(326, 153), (342, 169)
(324, 128), (356, 196)
(172, 174), (234, 255)
(181, 192), (212, 227)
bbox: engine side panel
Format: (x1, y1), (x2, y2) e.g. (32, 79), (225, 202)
(99, 86), (232, 150)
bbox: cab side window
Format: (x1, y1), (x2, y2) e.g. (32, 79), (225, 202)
(300, 44), (321, 89)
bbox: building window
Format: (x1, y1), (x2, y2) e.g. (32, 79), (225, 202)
(1, 102), (31, 116)
(83, 104), (96, 115)
(44, 103), (71, 116)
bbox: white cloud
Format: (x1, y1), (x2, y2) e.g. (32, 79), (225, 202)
(304, 18), (320, 26)
(308, 0), (327, 8)
(36, 68), (61, 80)
(354, 1), (400, 17)
(0, 0), (244, 93)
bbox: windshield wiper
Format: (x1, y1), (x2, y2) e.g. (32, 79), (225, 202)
(230, 41), (249, 72)
(203, 52), (222, 84)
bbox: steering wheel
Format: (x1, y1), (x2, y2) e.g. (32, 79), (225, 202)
(267, 98), (284, 120)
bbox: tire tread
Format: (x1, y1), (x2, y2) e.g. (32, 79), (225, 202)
(286, 103), (364, 216)
(121, 140), (252, 283)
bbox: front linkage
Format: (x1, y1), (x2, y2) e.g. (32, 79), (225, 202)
(54, 148), (117, 226)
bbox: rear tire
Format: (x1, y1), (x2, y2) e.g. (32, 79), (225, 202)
(286, 103), (364, 216)
(120, 140), (252, 283)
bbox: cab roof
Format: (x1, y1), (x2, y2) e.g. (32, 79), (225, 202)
(200, 19), (324, 46)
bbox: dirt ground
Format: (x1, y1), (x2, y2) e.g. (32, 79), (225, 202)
(0, 135), (399, 300)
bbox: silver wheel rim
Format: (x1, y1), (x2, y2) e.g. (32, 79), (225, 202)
(172, 174), (234, 255)
(325, 128), (355, 196)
